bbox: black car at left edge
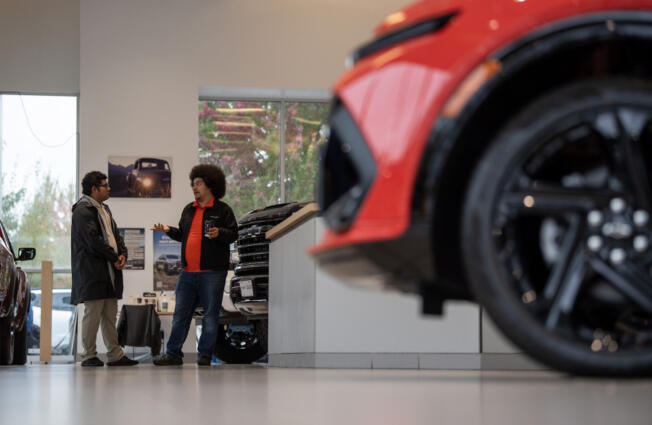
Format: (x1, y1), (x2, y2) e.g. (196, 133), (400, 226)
(0, 219), (36, 365)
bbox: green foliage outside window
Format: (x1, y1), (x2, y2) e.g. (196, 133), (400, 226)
(199, 100), (281, 220)
(198, 100), (329, 220)
(284, 102), (329, 204)
(0, 171), (74, 288)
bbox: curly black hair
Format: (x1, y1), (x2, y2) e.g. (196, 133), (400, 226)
(189, 164), (226, 199)
(81, 171), (108, 196)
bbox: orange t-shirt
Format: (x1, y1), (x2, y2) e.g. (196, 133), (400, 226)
(184, 198), (214, 272)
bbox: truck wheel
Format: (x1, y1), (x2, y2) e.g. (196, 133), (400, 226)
(214, 320), (267, 364)
(462, 79), (652, 376)
(0, 315), (15, 365)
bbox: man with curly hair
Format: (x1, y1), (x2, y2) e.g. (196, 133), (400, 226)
(151, 164), (238, 366)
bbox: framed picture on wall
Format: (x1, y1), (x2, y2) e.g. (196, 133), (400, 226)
(108, 156), (172, 198)
(118, 228), (145, 270)
(153, 231), (182, 290)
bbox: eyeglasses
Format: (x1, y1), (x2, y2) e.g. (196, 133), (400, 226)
(191, 181), (204, 187)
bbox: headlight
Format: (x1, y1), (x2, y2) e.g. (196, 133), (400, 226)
(143, 178), (153, 188)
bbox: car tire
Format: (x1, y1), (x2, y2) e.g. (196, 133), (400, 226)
(12, 290), (30, 365)
(12, 323), (27, 365)
(462, 79), (652, 376)
(0, 315), (15, 365)
(214, 320), (267, 364)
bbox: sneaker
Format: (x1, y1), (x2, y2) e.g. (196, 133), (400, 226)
(153, 354), (183, 366)
(107, 356), (139, 366)
(81, 357), (104, 367)
(197, 356), (211, 366)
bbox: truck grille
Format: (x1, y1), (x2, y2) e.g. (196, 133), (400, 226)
(230, 202), (307, 308)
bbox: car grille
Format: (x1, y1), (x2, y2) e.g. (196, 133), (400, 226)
(318, 100), (376, 231)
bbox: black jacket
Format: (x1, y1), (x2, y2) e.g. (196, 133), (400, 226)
(167, 199), (238, 271)
(70, 197), (127, 305)
(117, 304), (161, 355)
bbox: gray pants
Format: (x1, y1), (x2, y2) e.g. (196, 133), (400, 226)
(81, 298), (124, 362)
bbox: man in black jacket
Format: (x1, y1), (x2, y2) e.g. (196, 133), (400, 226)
(71, 171), (138, 367)
(152, 164), (237, 366)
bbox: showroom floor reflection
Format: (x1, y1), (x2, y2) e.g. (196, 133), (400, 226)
(1, 364), (651, 425)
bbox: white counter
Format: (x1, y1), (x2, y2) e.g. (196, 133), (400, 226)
(268, 217), (543, 370)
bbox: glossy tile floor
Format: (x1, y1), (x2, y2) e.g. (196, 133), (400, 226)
(1, 364), (651, 425)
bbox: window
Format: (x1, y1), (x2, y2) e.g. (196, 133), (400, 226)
(0, 94), (77, 286)
(27, 283), (75, 356)
(199, 100), (281, 219)
(198, 89), (329, 219)
(1, 94), (77, 358)
(141, 159), (169, 170)
(283, 102), (329, 204)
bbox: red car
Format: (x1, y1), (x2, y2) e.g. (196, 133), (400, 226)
(0, 220), (35, 365)
(312, 0), (652, 376)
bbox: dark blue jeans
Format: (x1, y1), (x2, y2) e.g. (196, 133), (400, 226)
(165, 270), (227, 359)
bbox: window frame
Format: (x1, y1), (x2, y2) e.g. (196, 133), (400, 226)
(198, 87), (330, 202)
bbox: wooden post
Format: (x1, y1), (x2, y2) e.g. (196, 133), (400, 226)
(39, 261), (53, 363)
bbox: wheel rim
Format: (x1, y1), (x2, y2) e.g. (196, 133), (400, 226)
(490, 103), (652, 354)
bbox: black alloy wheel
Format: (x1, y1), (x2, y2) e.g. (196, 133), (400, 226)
(462, 79), (652, 376)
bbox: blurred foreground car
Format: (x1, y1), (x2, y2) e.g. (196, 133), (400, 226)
(126, 157), (172, 197)
(0, 219), (35, 365)
(312, 0), (652, 376)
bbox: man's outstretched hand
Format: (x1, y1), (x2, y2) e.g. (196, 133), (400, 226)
(151, 223), (170, 233)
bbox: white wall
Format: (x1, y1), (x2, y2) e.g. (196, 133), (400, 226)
(0, 0), (79, 94)
(79, 0), (409, 301)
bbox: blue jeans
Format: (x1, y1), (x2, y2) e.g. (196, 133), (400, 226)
(166, 270), (227, 359)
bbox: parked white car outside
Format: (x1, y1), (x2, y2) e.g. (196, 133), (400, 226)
(29, 289), (75, 354)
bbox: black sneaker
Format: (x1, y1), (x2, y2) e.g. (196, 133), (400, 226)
(81, 357), (104, 367)
(153, 354), (183, 366)
(107, 356), (139, 366)
(197, 356), (212, 366)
